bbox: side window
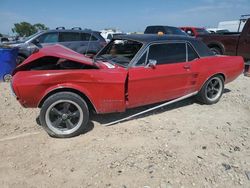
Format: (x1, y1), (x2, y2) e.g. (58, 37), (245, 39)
(188, 44), (199, 61)
(148, 43), (186, 65)
(38, 33), (58, 43)
(136, 51), (147, 66)
(60, 32), (81, 42)
(81, 33), (98, 41)
(107, 34), (113, 40)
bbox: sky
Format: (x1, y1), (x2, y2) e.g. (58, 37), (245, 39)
(0, 0), (249, 35)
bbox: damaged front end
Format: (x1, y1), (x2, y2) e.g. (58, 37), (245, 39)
(13, 44), (99, 74)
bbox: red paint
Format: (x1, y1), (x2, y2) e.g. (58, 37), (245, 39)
(12, 45), (244, 114)
(180, 27), (208, 37)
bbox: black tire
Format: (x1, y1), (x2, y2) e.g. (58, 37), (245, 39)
(197, 75), (224, 105)
(210, 47), (222, 55)
(39, 92), (89, 138)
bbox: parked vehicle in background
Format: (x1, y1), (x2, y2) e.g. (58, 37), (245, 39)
(0, 37), (9, 44)
(6, 27), (106, 64)
(206, 28), (230, 34)
(100, 29), (123, 42)
(217, 15), (249, 32)
(0, 47), (18, 82)
(198, 18), (250, 61)
(144, 25), (187, 36)
(12, 34), (244, 138)
(218, 20), (246, 32)
(180, 27), (209, 37)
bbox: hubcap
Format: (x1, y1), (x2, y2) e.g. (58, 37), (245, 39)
(45, 100), (83, 135)
(205, 77), (223, 101)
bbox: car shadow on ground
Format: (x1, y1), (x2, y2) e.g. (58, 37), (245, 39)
(91, 88), (232, 126)
(35, 88), (232, 132)
(91, 97), (195, 126)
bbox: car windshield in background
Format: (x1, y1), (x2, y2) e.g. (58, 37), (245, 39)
(96, 39), (143, 67)
(21, 32), (43, 42)
(164, 27), (187, 36)
(216, 29), (230, 33)
(196, 28), (209, 35)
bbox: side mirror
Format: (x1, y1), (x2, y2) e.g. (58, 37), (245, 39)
(146, 59), (157, 68)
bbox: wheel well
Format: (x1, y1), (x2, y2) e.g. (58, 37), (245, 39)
(38, 88), (96, 113)
(215, 73), (225, 81)
(199, 73), (226, 92)
(207, 44), (223, 54)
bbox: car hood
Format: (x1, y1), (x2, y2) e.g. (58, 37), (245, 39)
(16, 44), (97, 69)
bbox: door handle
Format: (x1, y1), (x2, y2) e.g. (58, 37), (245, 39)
(183, 65), (191, 69)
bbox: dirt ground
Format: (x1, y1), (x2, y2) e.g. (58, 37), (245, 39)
(0, 75), (249, 188)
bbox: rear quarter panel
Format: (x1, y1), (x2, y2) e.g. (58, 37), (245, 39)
(12, 68), (128, 113)
(193, 55), (244, 91)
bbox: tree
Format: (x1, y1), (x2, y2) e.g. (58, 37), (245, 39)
(0, 33), (2, 37)
(12, 22), (49, 37)
(33, 23), (49, 31)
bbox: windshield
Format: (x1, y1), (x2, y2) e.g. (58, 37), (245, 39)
(95, 39), (143, 67)
(20, 31), (43, 42)
(196, 28), (209, 35)
(216, 29), (230, 33)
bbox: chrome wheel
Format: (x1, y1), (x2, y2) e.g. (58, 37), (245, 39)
(45, 100), (83, 135)
(205, 77), (223, 101)
(3, 74), (12, 82)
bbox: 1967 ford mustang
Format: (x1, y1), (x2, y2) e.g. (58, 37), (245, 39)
(11, 34), (244, 138)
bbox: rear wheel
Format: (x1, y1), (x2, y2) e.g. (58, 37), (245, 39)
(210, 47), (222, 55)
(40, 92), (89, 138)
(197, 75), (224, 104)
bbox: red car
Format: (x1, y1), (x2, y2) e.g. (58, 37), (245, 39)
(12, 35), (244, 138)
(180, 27), (210, 37)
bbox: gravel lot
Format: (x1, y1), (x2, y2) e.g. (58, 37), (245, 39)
(0, 75), (249, 188)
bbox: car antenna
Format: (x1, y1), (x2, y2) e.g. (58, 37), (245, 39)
(85, 31), (93, 57)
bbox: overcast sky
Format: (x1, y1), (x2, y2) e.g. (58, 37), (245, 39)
(0, 0), (249, 35)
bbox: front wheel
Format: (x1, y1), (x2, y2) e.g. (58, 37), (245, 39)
(197, 75), (224, 105)
(39, 92), (89, 138)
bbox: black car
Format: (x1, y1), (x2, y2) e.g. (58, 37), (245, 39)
(144, 25), (187, 36)
(7, 27), (106, 64)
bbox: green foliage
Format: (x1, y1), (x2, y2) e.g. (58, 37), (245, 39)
(33, 23), (49, 31)
(12, 22), (49, 37)
(0, 33), (2, 37)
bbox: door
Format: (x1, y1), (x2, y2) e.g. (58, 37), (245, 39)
(237, 28), (250, 60)
(127, 42), (198, 109)
(58, 32), (82, 52)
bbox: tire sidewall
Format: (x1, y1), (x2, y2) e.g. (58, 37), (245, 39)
(40, 92), (89, 138)
(198, 75), (224, 105)
(210, 47), (222, 55)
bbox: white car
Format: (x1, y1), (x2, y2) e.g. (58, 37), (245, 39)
(100, 29), (123, 42)
(206, 28), (230, 34)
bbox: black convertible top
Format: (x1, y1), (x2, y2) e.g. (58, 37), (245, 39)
(114, 34), (214, 57)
